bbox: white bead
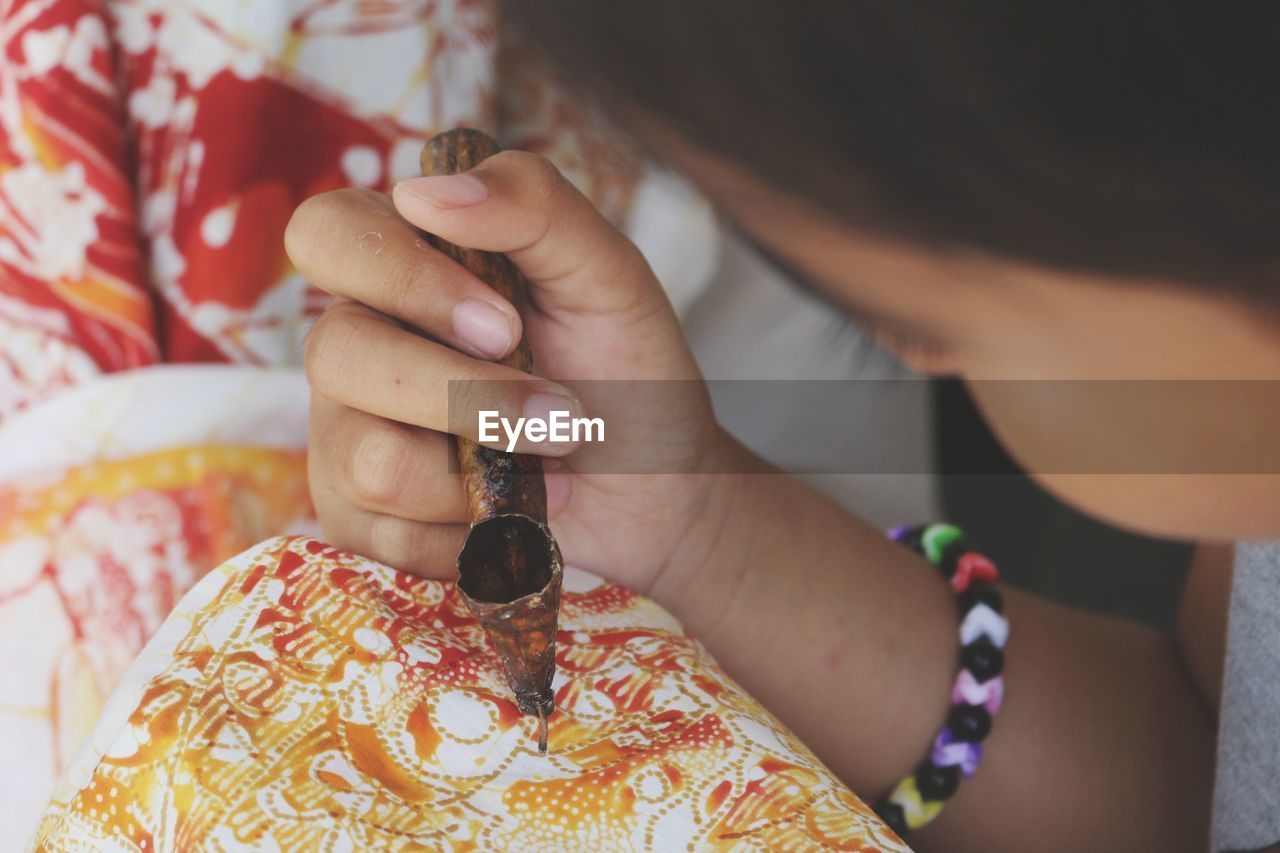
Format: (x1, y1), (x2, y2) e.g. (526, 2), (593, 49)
(959, 603), (1009, 648)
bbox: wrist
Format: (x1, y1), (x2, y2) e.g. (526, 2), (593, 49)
(645, 433), (774, 636)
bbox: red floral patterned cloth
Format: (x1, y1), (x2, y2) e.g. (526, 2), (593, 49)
(0, 0), (641, 417)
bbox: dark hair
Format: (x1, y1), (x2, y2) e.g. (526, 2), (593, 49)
(506, 2), (1280, 296)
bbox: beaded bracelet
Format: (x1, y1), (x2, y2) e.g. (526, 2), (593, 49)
(873, 523), (1009, 837)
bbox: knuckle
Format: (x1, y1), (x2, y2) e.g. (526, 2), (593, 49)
(316, 508), (352, 550)
(480, 151), (562, 250)
(380, 252), (429, 321)
(286, 189), (387, 275)
(348, 424), (411, 506)
(368, 513), (419, 569)
(312, 493), (358, 552)
(285, 191), (342, 270)
(306, 425), (329, 480)
(492, 150), (565, 200)
(303, 306), (360, 394)
(447, 380), (496, 433)
(452, 362), (512, 405)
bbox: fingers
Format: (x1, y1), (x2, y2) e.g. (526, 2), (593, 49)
(391, 150), (670, 322)
(285, 188), (523, 360)
(312, 485), (469, 579)
(308, 393), (570, 577)
(310, 393), (467, 522)
(308, 392), (466, 579)
(304, 300), (582, 453)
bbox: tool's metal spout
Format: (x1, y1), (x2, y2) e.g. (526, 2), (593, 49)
(455, 512), (562, 747)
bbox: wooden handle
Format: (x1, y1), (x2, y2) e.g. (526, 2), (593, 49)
(420, 129), (532, 374)
(421, 129), (548, 525)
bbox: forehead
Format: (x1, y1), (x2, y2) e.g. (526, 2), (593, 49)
(648, 122), (1280, 380)
(651, 128), (1019, 323)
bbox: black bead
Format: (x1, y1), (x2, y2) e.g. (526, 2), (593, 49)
(915, 761), (961, 800)
(937, 540), (968, 579)
(876, 801), (908, 836)
(946, 703), (993, 743)
(958, 582), (1004, 616)
(960, 636), (1005, 682)
(897, 526), (927, 555)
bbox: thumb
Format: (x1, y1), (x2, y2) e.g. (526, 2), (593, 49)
(391, 150), (696, 380)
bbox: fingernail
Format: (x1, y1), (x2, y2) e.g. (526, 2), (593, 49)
(523, 390), (582, 454)
(396, 174), (489, 208)
(453, 299), (516, 359)
(544, 462), (572, 517)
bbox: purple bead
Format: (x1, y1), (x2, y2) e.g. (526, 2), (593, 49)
(887, 525), (912, 543)
(932, 728), (983, 779)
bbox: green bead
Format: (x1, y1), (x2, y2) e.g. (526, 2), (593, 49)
(922, 524), (965, 565)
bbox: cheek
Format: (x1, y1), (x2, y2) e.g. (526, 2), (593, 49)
(964, 381), (1280, 540)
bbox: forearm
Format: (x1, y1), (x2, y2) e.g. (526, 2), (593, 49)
(654, 456), (959, 794)
(654, 456), (1214, 851)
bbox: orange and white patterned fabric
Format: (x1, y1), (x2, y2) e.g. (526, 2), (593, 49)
(34, 535), (906, 851)
(0, 366), (316, 839)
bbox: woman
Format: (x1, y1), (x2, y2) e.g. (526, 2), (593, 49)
(293, 3), (1280, 851)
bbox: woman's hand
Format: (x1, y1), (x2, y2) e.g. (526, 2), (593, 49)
(285, 151), (733, 597)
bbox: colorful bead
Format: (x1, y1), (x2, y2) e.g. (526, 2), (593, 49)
(890, 524), (927, 553)
(952, 670), (1005, 714)
(936, 541), (968, 581)
(959, 602), (1010, 648)
(887, 525), (913, 544)
(950, 551), (999, 592)
(875, 801), (909, 836)
(885, 776), (945, 831)
(960, 636), (1005, 682)
(946, 703), (993, 743)
(958, 582), (1003, 615)
(932, 728), (983, 778)
(915, 761), (961, 800)
(922, 523), (965, 565)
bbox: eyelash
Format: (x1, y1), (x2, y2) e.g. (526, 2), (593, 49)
(855, 316), (953, 373)
(820, 314), (951, 376)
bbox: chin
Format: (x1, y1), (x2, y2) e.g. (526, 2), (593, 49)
(1029, 473), (1280, 543)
